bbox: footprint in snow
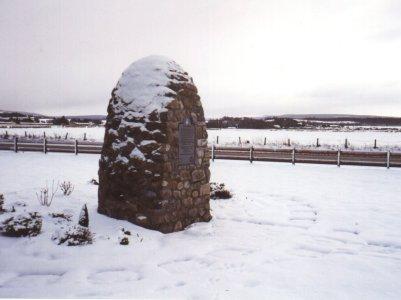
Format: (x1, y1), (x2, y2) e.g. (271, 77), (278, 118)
(333, 228), (360, 235)
(287, 199), (318, 225)
(87, 269), (141, 284)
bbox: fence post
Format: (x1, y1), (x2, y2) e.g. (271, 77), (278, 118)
(211, 144), (215, 161)
(337, 149), (341, 167)
(292, 147), (295, 165)
(75, 139), (78, 155)
(43, 138), (47, 154)
(14, 136), (18, 153)
(250, 146), (254, 163)
(387, 151), (390, 169)
(287, 138), (291, 147)
(238, 137), (241, 145)
(374, 139), (377, 149)
(344, 138), (348, 149)
(216, 135), (219, 144)
(316, 138), (320, 147)
(43, 131), (46, 138)
(24, 131), (27, 137)
(264, 137), (266, 145)
(84, 133), (87, 141)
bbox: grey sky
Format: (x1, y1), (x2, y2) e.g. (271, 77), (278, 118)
(1, 0), (401, 117)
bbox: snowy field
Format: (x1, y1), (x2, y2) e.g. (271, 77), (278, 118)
(1, 152), (401, 298)
(1, 126), (401, 150)
(208, 128), (401, 150)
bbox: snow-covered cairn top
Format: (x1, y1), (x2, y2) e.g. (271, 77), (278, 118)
(114, 55), (193, 117)
(98, 56), (211, 233)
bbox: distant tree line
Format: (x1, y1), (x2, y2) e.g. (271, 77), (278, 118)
(0, 115), (39, 124)
(53, 116), (70, 126)
(52, 117), (102, 126)
(305, 117), (401, 126)
(206, 117), (303, 129)
(70, 118), (102, 125)
(207, 116), (401, 129)
(0, 112), (27, 118)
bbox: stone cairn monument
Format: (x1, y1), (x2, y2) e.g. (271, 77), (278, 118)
(98, 56), (212, 233)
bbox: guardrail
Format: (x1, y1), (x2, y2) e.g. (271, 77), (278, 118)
(0, 138), (103, 155)
(1, 138), (400, 168)
(210, 145), (401, 168)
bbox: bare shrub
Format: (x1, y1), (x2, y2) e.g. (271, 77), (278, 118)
(1, 212), (42, 237)
(36, 181), (59, 207)
(210, 182), (233, 200)
(60, 181), (74, 196)
(52, 225), (93, 246)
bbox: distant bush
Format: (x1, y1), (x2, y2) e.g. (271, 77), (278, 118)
(210, 182), (232, 199)
(52, 225), (93, 246)
(10, 117), (20, 124)
(0, 212), (42, 237)
(60, 181), (74, 196)
(272, 117), (302, 128)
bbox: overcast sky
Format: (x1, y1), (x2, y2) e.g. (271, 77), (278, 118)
(1, 0), (401, 117)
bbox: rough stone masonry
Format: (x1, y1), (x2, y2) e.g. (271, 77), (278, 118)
(98, 56), (212, 233)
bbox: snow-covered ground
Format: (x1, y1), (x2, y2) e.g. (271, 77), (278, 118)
(1, 126), (401, 151)
(1, 152), (401, 298)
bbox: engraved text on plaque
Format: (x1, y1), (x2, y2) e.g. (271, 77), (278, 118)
(178, 119), (195, 165)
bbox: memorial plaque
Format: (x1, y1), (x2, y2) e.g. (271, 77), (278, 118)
(179, 118), (195, 165)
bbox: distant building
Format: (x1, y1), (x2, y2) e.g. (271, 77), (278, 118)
(39, 118), (53, 124)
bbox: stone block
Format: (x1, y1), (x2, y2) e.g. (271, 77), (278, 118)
(191, 170), (205, 182)
(200, 183), (210, 196)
